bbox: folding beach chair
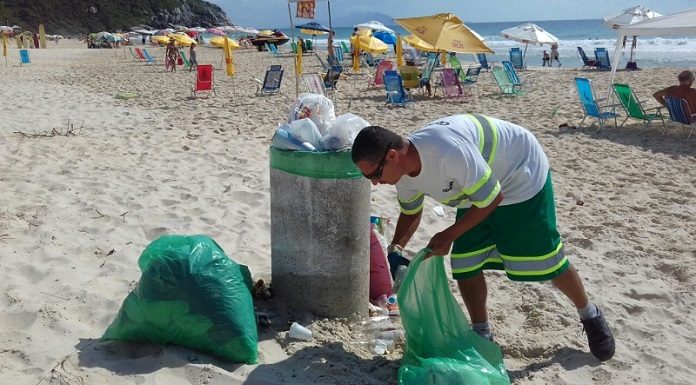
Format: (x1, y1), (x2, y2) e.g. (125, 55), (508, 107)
(419, 53), (439, 96)
(492, 67), (524, 96)
(399, 66), (421, 92)
(254, 64), (284, 96)
(266, 43), (279, 56)
(594, 48), (611, 70)
(128, 47), (139, 61)
(290, 42), (298, 54)
(333, 46), (344, 62)
(192, 64), (216, 97)
(371, 60), (396, 87)
(324, 56), (343, 90)
(440, 68), (468, 102)
(460, 66), (481, 96)
(509, 47), (524, 69)
(383, 70), (412, 107)
(577, 47), (599, 69)
(446, 54), (464, 78)
(574, 77), (619, 128)
(340, 41), (350, 54)
(612, 83), (664, 128)
(315, 52), (329, 71)
(301, 73), (328, 96)
(664, 96), (696, 139)
(502, 61), (526, 90)
(19, 49), (30, 65)
(142, 48), (157, 65)
(476, 53), (491, 72)
(304, 39), (314, 52)
(134, 47), (146, 62)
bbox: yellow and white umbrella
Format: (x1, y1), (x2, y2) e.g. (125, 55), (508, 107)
(295, 39), (302, 75)
(395, 13), (493, 54)
(223, 33), (235, 77)
(357, 31), (388, 54)
(168, 33), (195, 46)
(210, 36), (240, 49)
(395, 35), (404, 67)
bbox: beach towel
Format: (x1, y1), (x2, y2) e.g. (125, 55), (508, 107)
(398, 249), (510, 385)
(102, 235), (258, 364)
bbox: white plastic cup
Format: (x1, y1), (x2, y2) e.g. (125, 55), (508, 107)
(288, 322), (313, 341)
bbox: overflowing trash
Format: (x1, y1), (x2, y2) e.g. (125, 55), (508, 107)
(273, 93), (370, 152)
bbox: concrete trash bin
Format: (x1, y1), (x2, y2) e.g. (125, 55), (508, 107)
(269, 147), (371, 318)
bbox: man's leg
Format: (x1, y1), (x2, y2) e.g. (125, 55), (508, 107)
(456, 272), (488, 324)
(551, 264), (589, 309)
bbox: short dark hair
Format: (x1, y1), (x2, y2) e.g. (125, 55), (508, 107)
(351, 126), (403, 164)
(678, 70), (694, 82)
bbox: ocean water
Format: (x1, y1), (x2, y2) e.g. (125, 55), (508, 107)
(278, 19), (696, 69)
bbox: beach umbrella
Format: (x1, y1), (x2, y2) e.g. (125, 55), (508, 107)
(296, 21), (331, 33)
(357, 32), (388, 54)
(210, 36), (240, 49)
(295, 38), (302, 76)
(3, 33), (8, 66)
(154, 29), (171, 36)
(168, 33), (195, 46)
(403, 34), (438, 52)
(355, 21), (394, 33)
(351, 34), (360, 72)
(500, 22), (558, 63)
(395, 13), (493, 54)
(188, 27), (207, 33)
(373, 30), (397, 45)
(151, 35), (170, 45)
(206, 28), (225, 36)
(223, 34), (235, 77)
(134, 29), (155, 35)
(603, 6), (662, 65)
(395, 34), (404, 67)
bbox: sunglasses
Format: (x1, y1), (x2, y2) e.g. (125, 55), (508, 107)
(362, 147), (391, 180)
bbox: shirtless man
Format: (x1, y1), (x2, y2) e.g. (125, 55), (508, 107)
(653, 70), (696, 116)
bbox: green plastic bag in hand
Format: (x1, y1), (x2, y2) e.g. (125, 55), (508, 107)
(398, 249), (510, 385)
(102, 235), (258, 364)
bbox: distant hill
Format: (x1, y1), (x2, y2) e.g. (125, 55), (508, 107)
(0, 0), (232, 35)
(330, 11), (395, 28)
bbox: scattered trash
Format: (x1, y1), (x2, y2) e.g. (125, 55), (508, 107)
(255, 312), (271, 329)
(252, 279), (274, 300)
(573, 191), (585, 206)
(288, 322), (313, 341)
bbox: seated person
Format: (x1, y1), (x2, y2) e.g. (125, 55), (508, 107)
(653, 70), (696, 121)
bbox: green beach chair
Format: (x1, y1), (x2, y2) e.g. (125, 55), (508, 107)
(304, 39), (313, 52)
(340, 41), (350, 54)
(291, 42), (298, 54)
(128, 46), (138, 61)
(492, 66), (524, 96)
(612, 83), (664, 128)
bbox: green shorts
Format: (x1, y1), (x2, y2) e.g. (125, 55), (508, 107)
(450, 172), (569, 282)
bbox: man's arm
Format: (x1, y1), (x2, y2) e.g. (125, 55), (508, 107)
(390, 210), (422, 249)
(653, 87), (670, 106)
(427, 192), (503, 256)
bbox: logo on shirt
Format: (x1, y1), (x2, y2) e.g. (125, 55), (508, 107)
(442, 181), (454, 192)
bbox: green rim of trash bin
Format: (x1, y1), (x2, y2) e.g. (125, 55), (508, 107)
(269, 147), (362, 179)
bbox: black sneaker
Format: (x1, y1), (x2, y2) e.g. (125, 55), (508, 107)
(581, 306), (615, 361)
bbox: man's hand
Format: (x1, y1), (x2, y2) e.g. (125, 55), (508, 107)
(426, 230), (455, 258)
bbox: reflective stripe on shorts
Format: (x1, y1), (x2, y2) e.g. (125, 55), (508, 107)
(451, 245), (503, 275)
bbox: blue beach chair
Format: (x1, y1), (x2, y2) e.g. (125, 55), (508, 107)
(577, 47), (599, 69)
(502, 61), (525, 90)
(384, 70), (412, 106)
(476, 53), (491, 71)
(142, 48), (156, 65)
(509, 47), (524, 69)
(664, 96), (696, 139)
(324, 56), (343, 90)
(574, 77), (619, 128)
(594, 48), (611, 70)
(333, 46), (344, 62)
(19, 49), (30, 65)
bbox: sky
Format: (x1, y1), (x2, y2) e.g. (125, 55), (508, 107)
(210, 0), (694, 28)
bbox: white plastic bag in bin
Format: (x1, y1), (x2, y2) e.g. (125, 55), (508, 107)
(321, 113), (371, 151)
(288, 93), (336, 135)
(287, 118), (323, 150)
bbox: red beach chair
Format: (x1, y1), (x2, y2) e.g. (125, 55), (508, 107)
(134, 47), (146, 62)
(192, 64), (216, 97)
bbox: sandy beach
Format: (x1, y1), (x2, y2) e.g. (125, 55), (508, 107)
(1, 39), (695, 385)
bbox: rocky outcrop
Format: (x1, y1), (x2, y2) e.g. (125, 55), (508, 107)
(150, 1), (232, 29)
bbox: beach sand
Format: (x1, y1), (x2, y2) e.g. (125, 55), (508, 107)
(1, 39), (695, 385)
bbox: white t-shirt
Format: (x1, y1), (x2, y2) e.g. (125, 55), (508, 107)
(395, 114), (549, 213)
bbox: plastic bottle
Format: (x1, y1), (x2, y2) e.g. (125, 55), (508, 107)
(392, 265), (409, 294)
(271, 126), (316, 151)
(387, 294), (397, 305)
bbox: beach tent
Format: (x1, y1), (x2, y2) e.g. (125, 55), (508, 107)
(395, 13), (492, 54)
(603, 6), (662, 68)
(608, 8), (696, 95)
(500, 23), (558, 64)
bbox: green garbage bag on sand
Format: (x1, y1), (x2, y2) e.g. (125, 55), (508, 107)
(398, 249), (510, 385)
(102, 235), (258, 364)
